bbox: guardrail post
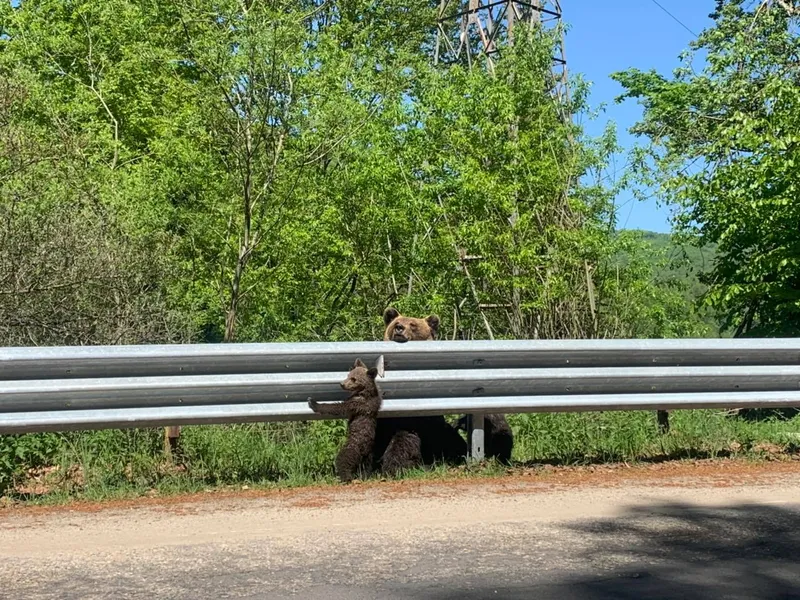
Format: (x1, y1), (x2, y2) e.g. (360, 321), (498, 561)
(164, 426), (181, 455)
(657, 410), (670, 434)
(469, 412), (485, 461)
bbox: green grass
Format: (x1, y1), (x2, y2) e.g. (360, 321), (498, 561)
(509, 409), (800, 463)
(2, 409), (800, 505)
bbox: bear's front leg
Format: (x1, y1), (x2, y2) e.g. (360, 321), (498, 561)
(308, 399), (348, 417)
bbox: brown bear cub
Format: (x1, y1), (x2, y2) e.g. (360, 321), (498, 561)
(375, 307), (467, 473)
(308, 359), (381, 483)
(378, 429), (423, 476)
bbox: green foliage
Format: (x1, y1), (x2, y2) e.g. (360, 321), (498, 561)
(0, 2), (192, 346)
(0, 0), (726, 497)
(178, 421), (346, 484)
(614, 0), (800, 337)
(640, 232), (717, 299)
(0, 0), (711, 345)
(0, 433), (62, 494)
(597, 230), (712, 339)
(511, 409), (800, 463)
(604, 230), (725, 337)
(4, 413), (800, 501)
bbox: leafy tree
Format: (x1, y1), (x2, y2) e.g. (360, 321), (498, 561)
(0, 0), (715, 349)
(0, 2), (190, 345)
(614, 0), (800, 337)
(601, 231), (712, 340)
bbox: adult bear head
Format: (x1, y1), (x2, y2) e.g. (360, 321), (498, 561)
(382, 307), (440, 343)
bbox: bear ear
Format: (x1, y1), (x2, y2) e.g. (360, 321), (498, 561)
(367, 367), (379, 379)
(383, 307), (400, 326)
(353, 358), (367, 369)
(426, 314), (441, 338)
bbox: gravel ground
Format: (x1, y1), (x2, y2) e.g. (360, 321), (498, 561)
(2, 460), (800, 599)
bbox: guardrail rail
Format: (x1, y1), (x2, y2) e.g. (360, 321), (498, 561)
(2, 339), (800, 459)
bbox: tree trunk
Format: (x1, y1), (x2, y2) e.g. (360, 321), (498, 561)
(224, 247), (248, 342)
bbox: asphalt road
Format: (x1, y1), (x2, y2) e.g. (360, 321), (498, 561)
(2, 465), (800, 599)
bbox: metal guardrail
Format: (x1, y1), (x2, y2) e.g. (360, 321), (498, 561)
(2, 339), (800, 459)
(3, 338), (800, 379)
(2, 366), (800, 411)
(4, 391), (800, 434)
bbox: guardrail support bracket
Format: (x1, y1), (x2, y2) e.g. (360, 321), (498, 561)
(375, 354), (385, 378)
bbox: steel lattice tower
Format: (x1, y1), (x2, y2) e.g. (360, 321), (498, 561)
(434, 0), (567, 102)
(432, 0), (572, 344)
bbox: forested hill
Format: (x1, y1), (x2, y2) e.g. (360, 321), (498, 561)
(630, 230), (723, 336)
(636, 231), (717, 291)
(638, 232), (717, 277)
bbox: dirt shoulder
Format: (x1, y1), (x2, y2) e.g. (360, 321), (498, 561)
(2, 457), (799, 600)
(1, 456), (798, 520)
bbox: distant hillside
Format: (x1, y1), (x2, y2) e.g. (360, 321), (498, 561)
(630, 230), (726, 336)
(636, 231), (717, 298)
(639, 231), (717, 274)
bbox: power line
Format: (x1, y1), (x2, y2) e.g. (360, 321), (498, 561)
(648, 0), (698, 37)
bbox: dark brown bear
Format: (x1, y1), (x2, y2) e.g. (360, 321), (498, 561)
(382, 306), (514, 465)
(377, 429), (422, 476)
(455, 413), (514, 465)
(308, 359), (381, 483)
(383, 307), (440, 343)
(376, 307), (467, 473)
(373, 415), (468, 474)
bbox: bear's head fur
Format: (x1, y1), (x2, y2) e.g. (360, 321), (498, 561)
(340, 358), (379, 393)
(383, 307), (440, 343)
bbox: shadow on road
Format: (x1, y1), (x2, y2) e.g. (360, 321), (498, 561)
(422, 502), (800, 600)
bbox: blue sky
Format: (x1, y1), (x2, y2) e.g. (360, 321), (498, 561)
(564, 0), (716, 233)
